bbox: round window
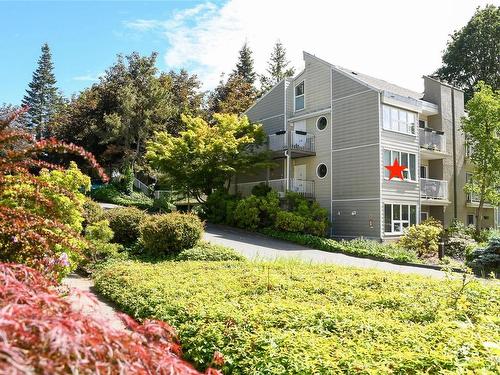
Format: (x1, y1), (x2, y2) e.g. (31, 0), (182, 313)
(316, 116), (328, 130)
(317, 163), (328, 178)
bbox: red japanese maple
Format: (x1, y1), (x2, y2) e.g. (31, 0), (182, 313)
(0, 108), (108, 278)
(0, 262), (221, 374)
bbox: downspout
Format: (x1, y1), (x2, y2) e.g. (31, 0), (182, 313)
(451, 87), (458, 219)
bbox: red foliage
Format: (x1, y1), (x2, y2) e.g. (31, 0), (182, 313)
(0, 108), (108, 278)
(0, 263), (222, 374)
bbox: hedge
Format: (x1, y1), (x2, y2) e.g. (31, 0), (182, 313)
(94, 260), (500, 374)
(260, 228), (419, 263)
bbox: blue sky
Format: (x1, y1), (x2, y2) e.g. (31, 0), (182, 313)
(0, 0), (491, 106)
(0, 0), (224, 105)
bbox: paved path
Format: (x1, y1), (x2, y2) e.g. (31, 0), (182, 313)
(204, 224), (446, 278)
(98, 202), (122, 210)
(62, 274), (125, 330)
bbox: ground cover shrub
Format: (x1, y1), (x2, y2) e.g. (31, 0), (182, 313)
(0, 109), (107, 279)
(91, 184), (154, 210)
(139, 212), (204, 255)
(260, 228), (418, 263)
(399, 218), (443, 258)
(106, 206), (147, 245)
(175, 241), (246, 262)
(0, 262), (221, 374)
(467, 236), (500, 276)
(94, 260), (500, 374)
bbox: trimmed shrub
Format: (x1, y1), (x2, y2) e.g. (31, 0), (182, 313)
(399, 219), (443, 258)
(140, 213), (204, 255)
(176, 242), (246, 262)
(250, 183), (271, 197)
(106, 207), (147, 245)
(0, 263), (220, 374)
(94, 260), (499, 374)
(81, 220), (123, 271)
(274, 211), (305, 233)
(467, 237), (500, 276)
(233, 191), (280, 230)
(203, 190), (237, 224)
(82, 199), (105, 227)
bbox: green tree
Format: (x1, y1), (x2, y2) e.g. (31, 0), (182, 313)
(233, 42), (256, 85)
(260, 41), (295, 94)
(55, 52), (176, 173)
(435, 5), (500, 101)
(462, 82), (500, 233)
(146, 113), (269, 202)
(22, 43), (63, 139)
(208, 73), (257, 115)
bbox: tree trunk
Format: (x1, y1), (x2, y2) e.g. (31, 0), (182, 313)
(475, 183), (487, 236)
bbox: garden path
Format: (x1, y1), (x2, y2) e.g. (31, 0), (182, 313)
(204, 224), (447, 278)
(62, 274), (125, 330)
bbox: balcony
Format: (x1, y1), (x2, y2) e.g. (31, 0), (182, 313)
(420, 178), (449, 204)
(268, 130), (315, 158)
(236, 178), (315, 198)
(419, 128), (446, 159)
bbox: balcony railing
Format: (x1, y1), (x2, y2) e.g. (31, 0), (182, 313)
(236, 178), (314, 198)
(420, 178), (448, 200)
(268, 131), (315, 153)
(419, 128), (446, 153)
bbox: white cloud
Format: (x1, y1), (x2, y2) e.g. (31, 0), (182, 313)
(72, 72), (103, 82)
(128, 0), (493, 92)
(123, 19), (164, 31)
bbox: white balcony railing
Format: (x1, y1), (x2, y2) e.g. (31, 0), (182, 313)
(420, 178), (448, 200)
(236, 178), (314, 198)
(419, 128), (446, 153)
(268, 131), (315, 153)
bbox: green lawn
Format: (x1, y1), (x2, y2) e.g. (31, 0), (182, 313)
(94, 260), (500, 374)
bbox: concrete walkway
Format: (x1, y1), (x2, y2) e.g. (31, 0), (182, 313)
(62, 274), (125, 330)
(204, 224), (446, 278)
(98, 202), (122, 210)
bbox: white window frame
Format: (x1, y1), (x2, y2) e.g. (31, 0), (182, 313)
(420, 211), (429, 222)
(382, 104), (416, 135)
(467, 214), (475, 226)
(384, 204), (417, 234)
(294, 80), (305, 112)
(316, 116), (328, 131)
(383, 149), (417, 182)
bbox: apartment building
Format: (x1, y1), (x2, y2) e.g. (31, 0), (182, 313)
(237, 51), (498, 240)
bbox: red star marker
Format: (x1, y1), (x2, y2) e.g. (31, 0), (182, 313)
(385, 159), (407, 180)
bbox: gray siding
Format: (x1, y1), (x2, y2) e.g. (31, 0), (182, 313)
(331, 72), (381, 239)
(332, 70), (370, 100)
(246, 80), (285, 135)
(260, 115), (284, 135)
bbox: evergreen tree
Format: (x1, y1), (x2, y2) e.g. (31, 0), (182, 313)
(208, 73), (257, 116)
(435, 5), (500, 101)
(233, 42), (256, 85)
(260, 41), (295, 94)
(22, 43), (61, 139)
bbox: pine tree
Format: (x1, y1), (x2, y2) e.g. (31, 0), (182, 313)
(233, 42), (256, 85)
(260, 41), (295, 94)
(22, 43), (61, 139)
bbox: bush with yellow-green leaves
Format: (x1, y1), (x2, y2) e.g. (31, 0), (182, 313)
(94, 260), (500, 374)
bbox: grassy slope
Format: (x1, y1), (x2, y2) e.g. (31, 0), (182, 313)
(94, 260), (500, 374)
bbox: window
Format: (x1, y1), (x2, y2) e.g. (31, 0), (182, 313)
(384, 204), (417, 234)
(316, 116), (327, 131)
(382, 105), (416, 135)
(383, 149), (417, 181)
(467, 214), (475, 226)
(419, 119), (427, 129)
(420, 211), (429, 221)
(420, 165), (428, 179)
(294, 81), (305, 111)
(317, 163), (327, 178)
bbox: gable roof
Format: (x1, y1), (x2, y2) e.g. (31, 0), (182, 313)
(303, 51), (424, 101)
